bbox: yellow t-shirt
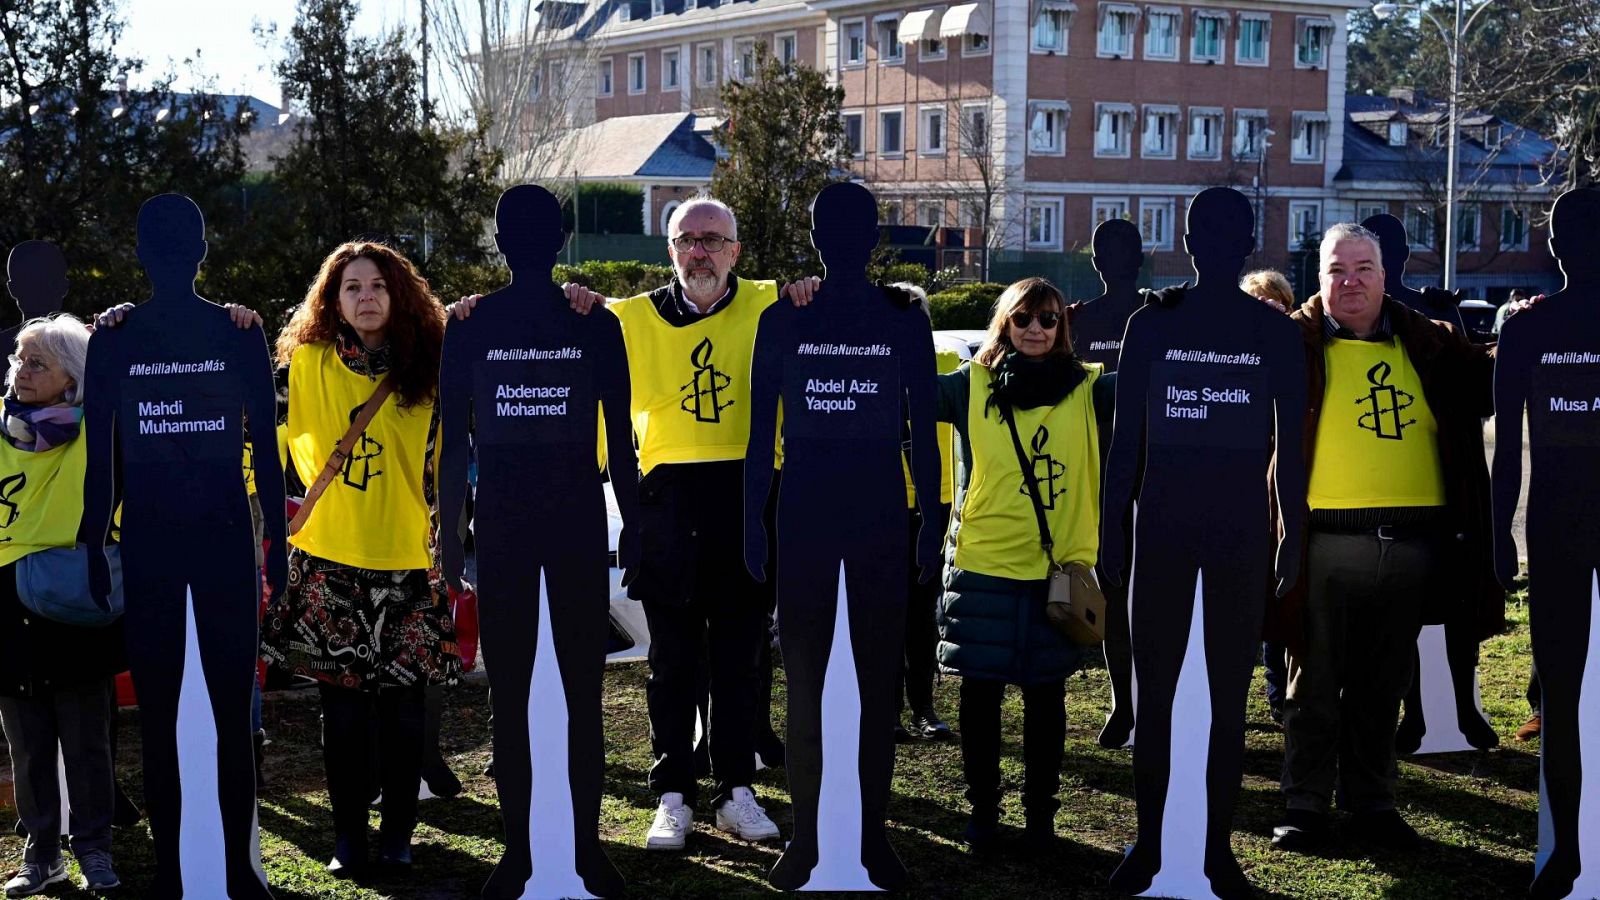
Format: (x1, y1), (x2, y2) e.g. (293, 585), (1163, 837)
(953, 364), (1102, 581)
(1308, 336), (1446, 510)
(0, 432), (87, 567)
(904, 348), (961, 508)
(610, 278), (780, 475)
(286, 342), (435, 570)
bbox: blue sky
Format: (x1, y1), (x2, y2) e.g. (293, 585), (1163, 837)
(120, 0), (415, 107)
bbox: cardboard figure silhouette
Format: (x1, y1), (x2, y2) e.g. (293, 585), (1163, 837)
(81, 194), (287, 899)
(438, 184), (637, 900)
(1362, 214), (1498, 754)
(1067, 218), (1146, 751)
(744, 182), (942, 892)
(3, 241), (69, 359)
(1492, 186), (1600, 900)
(1101, 188), (1307, 900)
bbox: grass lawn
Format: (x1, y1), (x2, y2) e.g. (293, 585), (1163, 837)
(1, 592), (1540, 898)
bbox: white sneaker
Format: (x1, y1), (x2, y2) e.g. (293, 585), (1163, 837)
(646, 792), (693, 851)
(715, 786), (780, 841)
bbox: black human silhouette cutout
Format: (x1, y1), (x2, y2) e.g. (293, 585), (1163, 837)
(2, 240), (69, 360)
(1361, 215), (1499, 754)
(1362, 213), (1468, 332)
(1101, 187), (1307, 900)
(438, 184), (637, 899)
(1492, 186), (1600, 900)
(743, 182), (941, 891)
(1067, 217), (1146, 750)
(81, 193), (286, 898)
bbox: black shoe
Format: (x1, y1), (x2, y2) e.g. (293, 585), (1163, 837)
(756, 732), (786, 769)
(964, 811), (999, 853)
(424, 765), (462, 799)
(893, 723), (914, 744)
(113, 785), (142, 828)
(1271, 809), (1329, 852)
(378, 832), (414, 867)
(483, 758), (495, 778)
(1021, 816), (1056, 853)
(910, 711), (954, 742)
(1349, 809), (1422, 850)
(327, 836), (367, 878)
(253, 729), (268, 792)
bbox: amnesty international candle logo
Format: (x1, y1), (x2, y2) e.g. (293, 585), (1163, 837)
(1020, 424), (1067, 509)
(0, 471), (23, 541)
(341, 404), (385, 490)
(1356, 360), (1416, 440)
(680, 337), (734, 423)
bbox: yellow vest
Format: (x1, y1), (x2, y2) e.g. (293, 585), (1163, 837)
(1308, 337), (1446, 510)
(953, 363), (1102, 581)
(0, 433), (87, 567)
(904, 348), (961, 507)
(610, 278), (780, 475)
(286, 342), (435, 570)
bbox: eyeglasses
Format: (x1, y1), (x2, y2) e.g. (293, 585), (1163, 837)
(8, 354), (49, 374)
(1008, 310), (1062, 330)
(670, 234), (731, 254)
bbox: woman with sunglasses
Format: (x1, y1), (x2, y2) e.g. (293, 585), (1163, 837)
(932, 277), (1115, 853)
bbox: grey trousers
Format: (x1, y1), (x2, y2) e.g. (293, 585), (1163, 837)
(0, 678), (116, 862)
(1282, 530), (1432, 815)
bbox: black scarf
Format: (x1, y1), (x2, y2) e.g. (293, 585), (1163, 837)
(985, 351), (1086, 415)
(334, 322), (393, 379)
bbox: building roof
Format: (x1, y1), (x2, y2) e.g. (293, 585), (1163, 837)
(1336, 91), (1557, 188)
(522, 111), (719, 180)
(545, 0), (811, 44)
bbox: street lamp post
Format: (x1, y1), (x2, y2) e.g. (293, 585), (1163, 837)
(1373, 0), (1494, 292)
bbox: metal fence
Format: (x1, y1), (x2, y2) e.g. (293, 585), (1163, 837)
(563, 234), (670, 266)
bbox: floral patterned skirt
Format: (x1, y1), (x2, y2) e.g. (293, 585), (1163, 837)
(261, 548), (460, 690)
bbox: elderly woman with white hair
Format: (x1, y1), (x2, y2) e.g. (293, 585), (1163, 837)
(0, 314), (125, 896)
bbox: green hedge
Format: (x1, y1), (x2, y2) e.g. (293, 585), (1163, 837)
(927, 282), (1006, 330)
(552, 260), (675, 298)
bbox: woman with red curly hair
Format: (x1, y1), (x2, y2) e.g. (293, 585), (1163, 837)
(259, 242), (459, 876)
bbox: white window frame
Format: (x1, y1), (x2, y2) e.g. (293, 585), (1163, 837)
(876, 14), (905, 64)
(734, 38), (757, 80)
(1295, 17), (1333, 68)
(1405, 205), (1436, 251)
(776, 31), (799, 67)
(964, 31), (991, 56)
(918, 200), (945, 229)
(1288, 200), (1322, 249)
(1098, 3), (1140, 58)
(842, 110), (865, 159)
(1500, 205), (1530, 251)
(1027, 100), (1070, 157)
(1235, 12), (1271, 67)
(627, 52), (647, 94)
(957, 198), (986, 228)
(1142, 104), (1179, 159)
(1232, 108), (1267, 161)
(651, 0), (664, 15)
(618, 3), (632, 22)
(841, 18), (867, 67)
(697, 42), (718, 85)
(598, 57), (614, 97)
(1032, 1), (1075, 54)
(962, 102), (990, 156)
(662, 48), (681, 90)
(919, 105), (946, 156)
(1187, 106), (1223, 160)
(1094, 102), (1135, 159)
(923, 35), (948, 58)
(1483, 122), (1503, 147)
(1093, 197), (1131, 228)
(1388, 121), (1408, 146)
(1190, 9), (1227, 63)
(659, 200), (680, 234)
(1357, 202), (1388, 222)
(1291, 111), (1329, 164)
(1139, 197), (1176, 250)
(1026, 197), (1064, 250)
(1456, 203), (1482, 252)
(879, 107), (906, 158)
(1144, 6), (1181, 61)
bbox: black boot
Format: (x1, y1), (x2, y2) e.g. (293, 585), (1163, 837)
(327, 834), (368, 877)
(964, 807), (999, 853)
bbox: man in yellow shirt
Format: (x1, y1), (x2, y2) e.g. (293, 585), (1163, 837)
(1270, 223), (1499, 853)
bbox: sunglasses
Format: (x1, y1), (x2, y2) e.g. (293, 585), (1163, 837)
(1008, 310), (1062, 330)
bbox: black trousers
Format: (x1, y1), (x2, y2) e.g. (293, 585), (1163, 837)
(0, 679), (115, 863)
(899, 505), (948, 717)
(958, 677), (1065, 820)
(320, 683), (425, 847)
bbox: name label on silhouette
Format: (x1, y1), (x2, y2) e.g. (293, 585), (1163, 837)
(1530, 361), (1600, 448)
(120, 372), (239, 461)
(786, 353), (898, 439)
(474, 359), (590, 445)
(1147, 360), (1267, 449)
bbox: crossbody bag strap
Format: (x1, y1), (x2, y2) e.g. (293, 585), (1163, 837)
(288, 379), (396, 537)
(1000, 401), (1055, 566)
